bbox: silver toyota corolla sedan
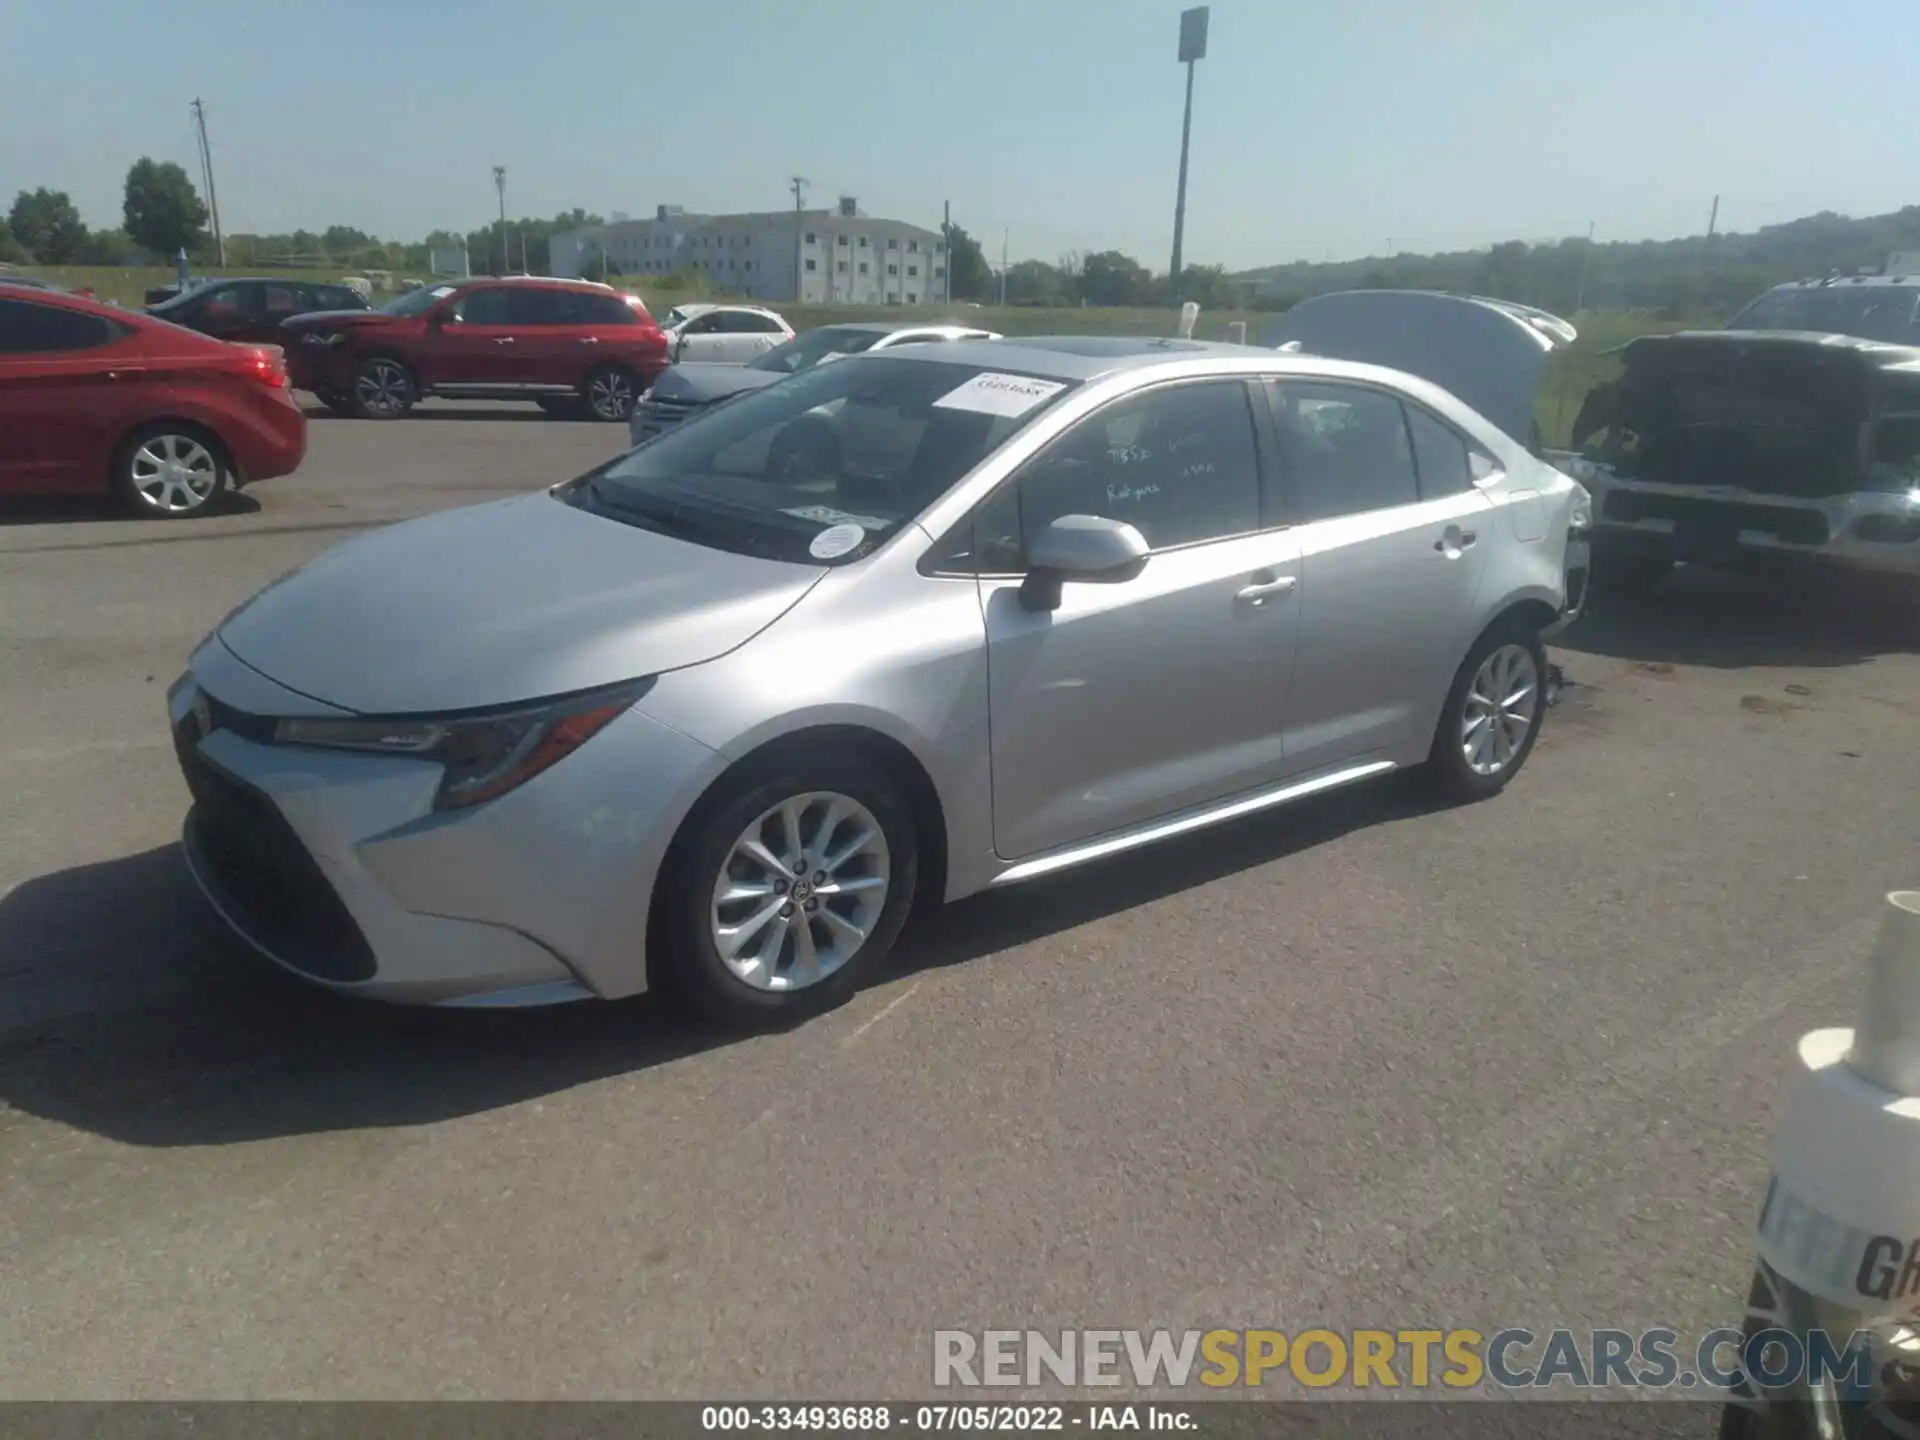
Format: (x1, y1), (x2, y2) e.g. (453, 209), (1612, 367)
(168, 294), (1590, 1029)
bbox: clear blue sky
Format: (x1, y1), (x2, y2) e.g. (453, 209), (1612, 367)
(4, 0), (1915, 271)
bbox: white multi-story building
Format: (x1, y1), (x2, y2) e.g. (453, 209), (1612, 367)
(551, 197), (948, 306)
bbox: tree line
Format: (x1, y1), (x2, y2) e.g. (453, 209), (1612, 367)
(8, 160), (1919, 318)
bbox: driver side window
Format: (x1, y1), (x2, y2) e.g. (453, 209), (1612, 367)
(957, 380), (1266, 574)
(453, 288), (512, 324)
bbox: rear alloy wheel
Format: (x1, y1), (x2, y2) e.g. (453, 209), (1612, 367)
(664, 755), (918, 1030)
(583, 365), (639, 422)
(116, 426), (225, 518)
(1427, 622), (1548, 802)
(352, 357), (416, 419)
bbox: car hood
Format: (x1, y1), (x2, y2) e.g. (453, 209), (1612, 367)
(280, 309), (397, 334)
(216, 491), (825, 715)
(649, 363), (783, 404)
(1596, 331), (1884, 497)
(1264, 290), (1575, 445)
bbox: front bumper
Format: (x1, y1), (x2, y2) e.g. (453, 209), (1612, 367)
(628, 395), (711, 448)
(1589, 475), (1920, 577)
(168, 641), (727, 1007)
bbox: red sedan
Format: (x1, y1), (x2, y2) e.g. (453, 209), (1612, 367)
(0, 286), (307, 519)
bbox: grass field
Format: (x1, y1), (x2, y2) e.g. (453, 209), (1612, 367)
(15, 264), (1685, 447)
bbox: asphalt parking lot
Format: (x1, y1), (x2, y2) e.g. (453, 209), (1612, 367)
(1, 402), (1917, 1401)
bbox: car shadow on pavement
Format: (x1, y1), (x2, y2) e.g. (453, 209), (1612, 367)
(0, 777), (1440, 1149)
(1558, 565), (1918, 670)
(0, 492), (262, 527)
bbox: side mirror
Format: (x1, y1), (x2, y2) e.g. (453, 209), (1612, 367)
(1018, 514), (1150, 613)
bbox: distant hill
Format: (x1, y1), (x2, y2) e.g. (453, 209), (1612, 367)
(1232, 205), (1920, 318)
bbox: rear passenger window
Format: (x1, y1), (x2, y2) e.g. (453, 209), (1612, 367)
(0, 299), (123, 353)
(1404, 404), (1473, 497)
(580, 293), (639, 325)
(263, 284), (303, 317)
(1266, 380), (1419, 521)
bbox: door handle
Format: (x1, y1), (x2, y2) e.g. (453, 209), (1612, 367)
(492, 337), (516, 345)
(1434, 529), (1478, 553)
(1235, 573), (1297, 603)
(578, 336), (600, 344)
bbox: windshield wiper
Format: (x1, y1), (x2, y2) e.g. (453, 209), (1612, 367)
(582, 480), (791, 560)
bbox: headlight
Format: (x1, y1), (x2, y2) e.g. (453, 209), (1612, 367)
(273, 678), (653, 812)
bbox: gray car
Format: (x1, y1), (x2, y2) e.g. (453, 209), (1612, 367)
(169, 295), (1589, 1030)
(633, 321), (1002, 446)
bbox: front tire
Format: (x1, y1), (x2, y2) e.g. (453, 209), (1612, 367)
(1426, 620), (1548, 803)
(351, 356), (416, 419)
(582, 364), (640, 422)
(660, 753), (919, 1030)
(112, 423), (228, 519)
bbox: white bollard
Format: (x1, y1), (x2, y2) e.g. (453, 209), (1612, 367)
(1728, 892), (1920, 1437)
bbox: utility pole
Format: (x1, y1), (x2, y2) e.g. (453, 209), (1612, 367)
(942, 200), (951, 307)
(1168, 7), (1209, 303)
(190, 98), (226, 267)
(1000, 228), (1009, 307)
(1573, 220), (1596, 313)
(1707, 194), (1720, 240)
(492, 166), (507, 275)
(790, 176), (808, 304)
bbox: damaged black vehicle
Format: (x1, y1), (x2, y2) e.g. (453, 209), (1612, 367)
(1574, 274), (1920, 590)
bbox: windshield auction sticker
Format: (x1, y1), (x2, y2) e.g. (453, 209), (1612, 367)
(809, 524), (866, 560)
(934, 372), (1068, 418)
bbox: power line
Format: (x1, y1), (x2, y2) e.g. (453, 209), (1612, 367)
(190, 98), (225, 267)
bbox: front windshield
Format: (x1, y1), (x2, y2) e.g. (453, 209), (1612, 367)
(1728, 287), (1920, 344)
(569, 356), (1077, 565)
(380, 284), (457, 317)
(748, 326), (886, 375)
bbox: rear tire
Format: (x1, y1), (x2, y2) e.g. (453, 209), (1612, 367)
(660, 751), (919, 1031)
(1425, 620), (1549, 803)
(112, 422), (229, 519)
(351, 356), (416, 419)
(582, 364), (640, 422)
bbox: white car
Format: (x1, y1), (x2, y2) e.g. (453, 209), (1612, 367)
(656, 304), (795, 365)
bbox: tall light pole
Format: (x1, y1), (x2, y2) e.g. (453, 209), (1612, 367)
(1168, 6), (1209, 304)
(492, 166), (507, 275)
(190, 98), (226, 267)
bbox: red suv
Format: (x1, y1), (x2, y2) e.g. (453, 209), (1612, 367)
(0, 287), (306, 519)
(281, 277), (671, 422)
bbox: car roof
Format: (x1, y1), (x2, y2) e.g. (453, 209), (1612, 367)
(866, 334), (1269, 382)
(1766, 274), (1920, 291)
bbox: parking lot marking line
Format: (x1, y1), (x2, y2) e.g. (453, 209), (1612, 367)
(840, 979), (923, 1049)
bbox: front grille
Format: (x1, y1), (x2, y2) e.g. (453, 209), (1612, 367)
(175, 712), (377, 984)
(1603, 490), (1830, 546)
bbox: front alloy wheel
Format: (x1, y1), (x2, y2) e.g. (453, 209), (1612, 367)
(585, 366), (638, 422)
(664, 753), (919, 1029)
(353, 358), (414, 419)
(711, 792), (891, 993)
